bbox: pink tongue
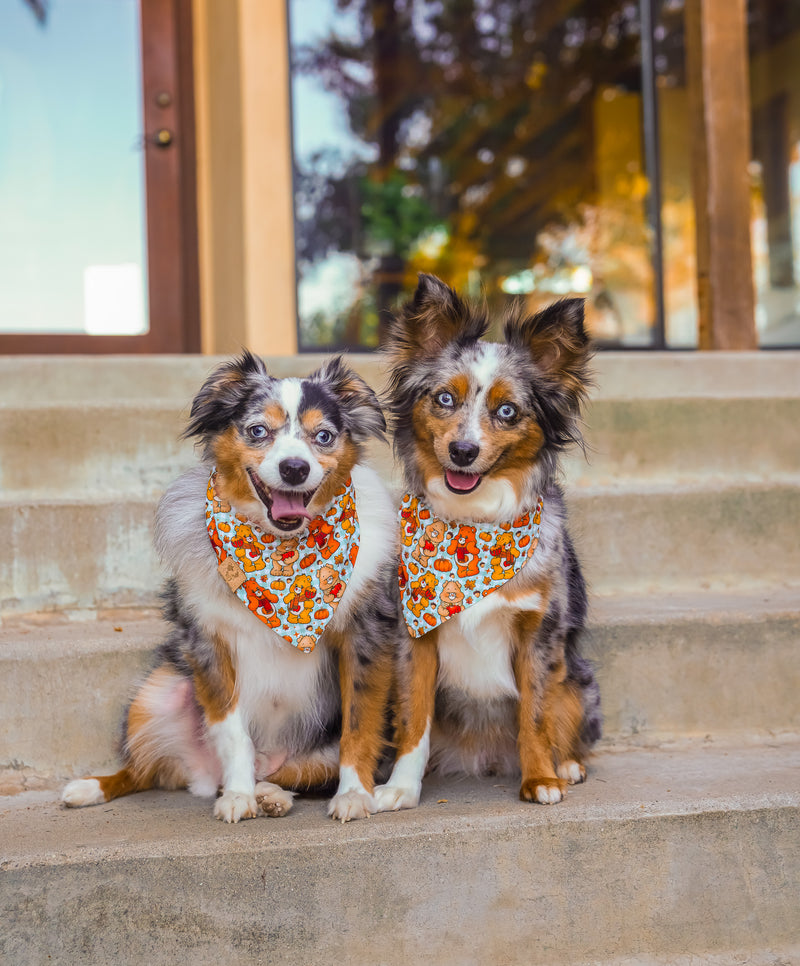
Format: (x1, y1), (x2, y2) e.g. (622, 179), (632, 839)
(270, 490), (311, 521)
(446, 470), (481, 491)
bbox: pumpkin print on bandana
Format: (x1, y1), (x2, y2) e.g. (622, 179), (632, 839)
(205, 472), (359, 652)
(398, 492), (543, 638)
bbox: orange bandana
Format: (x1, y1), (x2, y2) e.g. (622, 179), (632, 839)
(398, 493), (543, 638)
(205, 472), (359, 652)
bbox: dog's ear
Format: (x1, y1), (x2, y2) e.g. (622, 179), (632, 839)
(385, 273), (488, 363)
(184, 349), (269, 443)
(504, 298), (592, 406)
(311, 356), (386, 443)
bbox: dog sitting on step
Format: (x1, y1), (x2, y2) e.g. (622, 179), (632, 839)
(373, 274), (602, 812)
(62, 351), (399, 823)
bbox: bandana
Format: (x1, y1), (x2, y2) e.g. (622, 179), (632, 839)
(205, 472), (359, 652)
(398, 492), (543, 638)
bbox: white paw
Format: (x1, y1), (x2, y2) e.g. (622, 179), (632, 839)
(254, 781), (295, 818)
(535, 784), (563, 805)
(62, 778), (105, 808)
(214, 790), (258, 823)
(373, 783), (421, 812)
(327, 789), (376, 823)
(557, 760), (586, 785)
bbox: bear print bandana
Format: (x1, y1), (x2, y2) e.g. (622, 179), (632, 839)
(398, 492), (543, 638)
(205, 471), (359, 652)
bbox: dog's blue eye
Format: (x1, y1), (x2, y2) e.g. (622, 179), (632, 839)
(315, 429), (335, 446)
(436, 391), (455, 408)
(248, 425), (268, 439)
(497, 404), (517, 421)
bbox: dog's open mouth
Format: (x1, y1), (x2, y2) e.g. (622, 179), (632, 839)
(444, 469), (483, 495)
(247, 468), (315, 531)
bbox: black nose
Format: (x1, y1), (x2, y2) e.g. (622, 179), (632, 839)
(449, 441), (480, 467)
(279, 458), (310, 486)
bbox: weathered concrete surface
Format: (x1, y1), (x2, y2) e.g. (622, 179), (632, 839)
(2, 351), (798, 403)
(1, 741), (798, 966)
(4, 481), (798, 614)
(3, 396), (798, 498)
(2, 592), (798, 786)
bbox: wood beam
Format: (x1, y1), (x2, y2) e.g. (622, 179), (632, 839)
(686, 0), (757, 349)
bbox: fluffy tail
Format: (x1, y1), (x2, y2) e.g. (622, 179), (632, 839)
(266, 744), (340, 790)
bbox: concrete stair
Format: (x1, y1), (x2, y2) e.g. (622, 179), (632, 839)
(1, 351), (799, 964)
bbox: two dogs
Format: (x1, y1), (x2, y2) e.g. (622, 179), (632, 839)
(62, 274), (600, 822)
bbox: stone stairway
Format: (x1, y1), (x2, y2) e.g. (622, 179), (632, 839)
(1, 352), (799, 965)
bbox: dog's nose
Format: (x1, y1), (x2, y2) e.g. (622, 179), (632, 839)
(449, 441), (480, 467)
(279, 458), (310, 486)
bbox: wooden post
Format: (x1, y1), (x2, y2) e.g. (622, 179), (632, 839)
(685, 0), (757, 349)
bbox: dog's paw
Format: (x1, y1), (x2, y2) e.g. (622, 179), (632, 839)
(214, 790), (259, 823)
(373, 782), (421, 812)
(62, 778), (105, 808)
(254, 781), (295, 818)
(557, 760), (586, 785)
(327, 789), (376, 823)
(520, 777), (567, 805)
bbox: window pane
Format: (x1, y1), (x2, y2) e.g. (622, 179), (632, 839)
(289, 0), (657, 349)
(655, 0), (698, 347)
(0, 0), (148, 335)
(749, 0), (800, 345)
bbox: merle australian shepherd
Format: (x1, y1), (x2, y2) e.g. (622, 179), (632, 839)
(62, 353), (401, 823)
(373, 274), (601, 811)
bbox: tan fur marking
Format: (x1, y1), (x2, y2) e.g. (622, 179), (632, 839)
(487, 379), (513, 412)
(311, 438), (359, 512)
(512, 611), (564, 798)
(189, 633), (237, 724)
(268, 755), (339, 790)
(212, 428), (258, 507)
(299, 408), (325, 433)
(328, 627), (394, 791)
(263, 402), (287, 427)
(394, 630), (439, 754)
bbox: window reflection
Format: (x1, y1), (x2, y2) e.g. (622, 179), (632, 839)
(290, 0), (658, 349)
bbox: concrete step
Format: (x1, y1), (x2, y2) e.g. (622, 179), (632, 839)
(3, 481), (798, 616)
(3, 394), (798, 500)
(2, 351), (798, 403)
(2, 740), (798, 966)
(2, 590), (797, 790)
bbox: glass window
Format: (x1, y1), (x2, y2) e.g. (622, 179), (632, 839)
(289, 0), (663, 350)
(748, 0), (800, 345)
(0, 0), (148, 335)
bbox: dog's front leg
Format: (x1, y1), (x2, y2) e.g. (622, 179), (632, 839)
(191, 634), (258, 823)
(327, 629), (394, 823)
(374, 630), (438, 813)
(513, 613), (566, 805)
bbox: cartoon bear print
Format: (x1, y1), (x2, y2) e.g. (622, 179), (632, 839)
(437, 580), (465, 620)
(319, 564), (345, 606)
(408, 573), (437, 618)
(400, 497), (419, 547)
(241, 577), (280, 626)
(286, 574), (316, 624)
(306, 518), (341, 560)
(296, 634), (316, 654)
(411, 520), (446, 566)
(446, 525), (480, 578)
(339, 493), (357, 537)
(489, 531), (520, 580)
(271, 539), (300, 576)
(231, 524), (268, 573)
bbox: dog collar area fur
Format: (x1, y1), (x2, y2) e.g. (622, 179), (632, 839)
(205, 471), (359, 652)
(398, 491), (543, 638)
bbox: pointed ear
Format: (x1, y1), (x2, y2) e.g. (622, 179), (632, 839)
(184, 349), (269, 442)
(504, 298), (592, 402)
(385, 273), (488, 363)
(312, 356), (386, 443)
